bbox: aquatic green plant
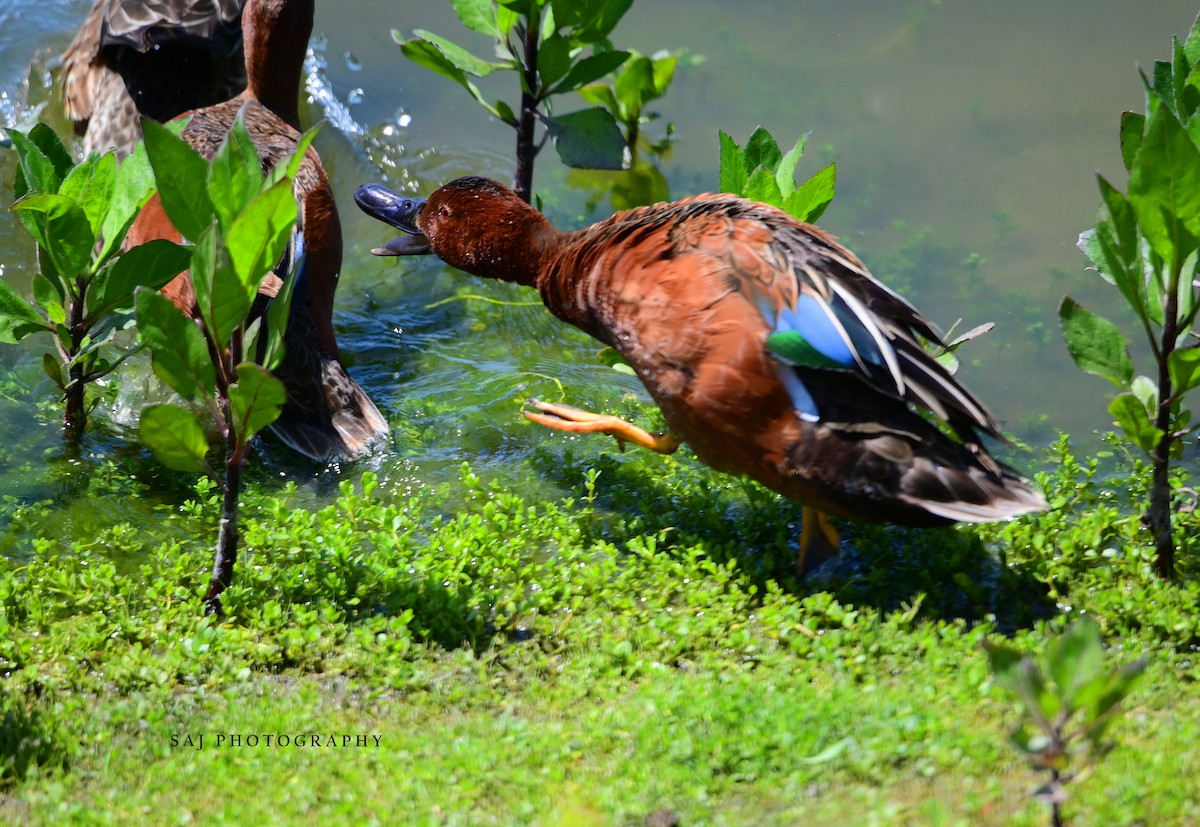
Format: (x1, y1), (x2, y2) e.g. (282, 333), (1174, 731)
(134, 116), (309, 612)
(984, 617), (1147, 827)
(718, 126), (836, 224)
(397, 0), (676, 201)
(1, 123), (189, 445)
(1060, 15), (1200, 579)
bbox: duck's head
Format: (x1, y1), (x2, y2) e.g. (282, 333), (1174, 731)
(354, 177), (551, 286)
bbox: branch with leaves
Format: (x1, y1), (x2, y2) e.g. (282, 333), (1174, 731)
(984, 618), (1146, 827)
(1061, 15), (1200, 578)
(2, 124), (189, 446)
(398, 0), (673, 201)
(134, 116), (311, 612)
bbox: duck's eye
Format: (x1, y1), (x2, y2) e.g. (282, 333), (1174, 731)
(438, 205), (452, 218)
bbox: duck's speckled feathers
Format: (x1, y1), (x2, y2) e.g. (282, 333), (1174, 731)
(61, 0), (247, 158)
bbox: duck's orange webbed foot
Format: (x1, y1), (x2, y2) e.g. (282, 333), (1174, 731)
(523, 399), (682, 455)
(796, 509), (841, 575)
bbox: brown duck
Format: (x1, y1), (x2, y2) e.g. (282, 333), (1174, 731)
(61, 0), (248, 158)
(355, 176), (1046, 571)
(125, 0), (389, 460)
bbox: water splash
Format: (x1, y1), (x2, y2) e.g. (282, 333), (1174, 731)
(303, 34), (365, 137)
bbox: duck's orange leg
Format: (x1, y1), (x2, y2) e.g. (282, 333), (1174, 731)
(524, 399), (682, 455)
(796, 509), (841, 575)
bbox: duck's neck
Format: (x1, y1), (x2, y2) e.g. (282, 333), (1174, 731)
(453, 208), (562, 290)
(243, 0), (313, 129)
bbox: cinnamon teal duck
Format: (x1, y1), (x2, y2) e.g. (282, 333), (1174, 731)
(125, 0), (389, 460)
(354, 176), (1046, 572)
(61, 0), (247, 158)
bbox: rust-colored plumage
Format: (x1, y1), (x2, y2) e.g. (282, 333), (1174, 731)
(126, 0), (388, 460)
(355, 176), (1046, 571)
(61, 0), (247, 158)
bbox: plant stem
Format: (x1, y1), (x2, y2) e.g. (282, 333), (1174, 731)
(1148, 269), (1180, 579)
(1050, 767), (1064, 827)
(512, 16), (540, 203)
(204, 408), (244, 614)
(63, 280), (88, 446)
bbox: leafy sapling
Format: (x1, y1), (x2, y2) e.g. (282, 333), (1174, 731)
(398, 0), (671, 201)
(134, 115), (311, 612)
(718, 126), (836, 224)
(1, 123), (189, 445)
(1060, 15), (1200, 579)
(983, 618), (1146, 827)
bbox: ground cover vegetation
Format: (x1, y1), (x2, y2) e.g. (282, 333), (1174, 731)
(0, 4), (1197, 826)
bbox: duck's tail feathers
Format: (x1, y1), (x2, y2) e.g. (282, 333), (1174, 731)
(268, 349), (390, 461)
(898, 453), (1047, 524)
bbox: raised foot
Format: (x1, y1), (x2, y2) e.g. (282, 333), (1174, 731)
(523, 399), (682, 455)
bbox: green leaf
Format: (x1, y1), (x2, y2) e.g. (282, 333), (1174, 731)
(141, 117), (215, 242)
(718, 130), (747, 195)
(41, 353), (64, 390)
(226, 177), (296, 296)
(97, 139), (159, 264)
(784, 162), (837, 224)
(139, 403), (211, 472)
(409, 30), (508, 78)
(538, 33), (573, 88)
(135, 288), (217, 401)
(400, 38), (502, 116)
(744, 126), (783, 174)
(90, 239), (192, 318)
(608, 163), (669, 211)
(32, 273), (63, 309)
(1153, 58), (1176, 115)
(1127, 103), (1200, 267)
(544, 108), (628, 170)
(776, 135), (809, 199)
(6, 124), (71, 198)
(741, 166), (783, 207)
(208, 116), (265, 235)
(0, 277), (49, 343)
(191, 222), (254, 349)
(613, 54), (654, 119)
(552, 0), (634, 42)
(1086, 657), (1147, 727)
(58, 150), (117, 242)
(1118, 111), (1145, 173)
(552, 50), (629, 95)
(596, 346), (635, 375)
(12, 193), (96, 279)
(1058, 297), (1134, 389)
(1130, 374), (1159, 414)
(576, 81), (620, 114)
(450, 0), (500, 36)
(1108, 393), (1164, 454)
(229, 362), (287, 443)
(1046, 617), (1104, 708)
(1168, 345), (1200, 395)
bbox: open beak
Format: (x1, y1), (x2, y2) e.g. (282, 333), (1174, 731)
(353, 183), (432, 256)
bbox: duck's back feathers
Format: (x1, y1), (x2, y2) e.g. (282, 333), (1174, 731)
(61, 0), (247, 157)
(539, 194), (1044, 526)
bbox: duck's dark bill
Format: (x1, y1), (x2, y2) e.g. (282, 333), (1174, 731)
(353, 183), (432, 256)
(372, 235), (432, 256)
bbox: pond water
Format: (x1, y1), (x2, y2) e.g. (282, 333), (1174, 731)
(1, 0), (1197, 548)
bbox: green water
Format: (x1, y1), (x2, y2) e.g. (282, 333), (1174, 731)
(1, 0), (1197, 551)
